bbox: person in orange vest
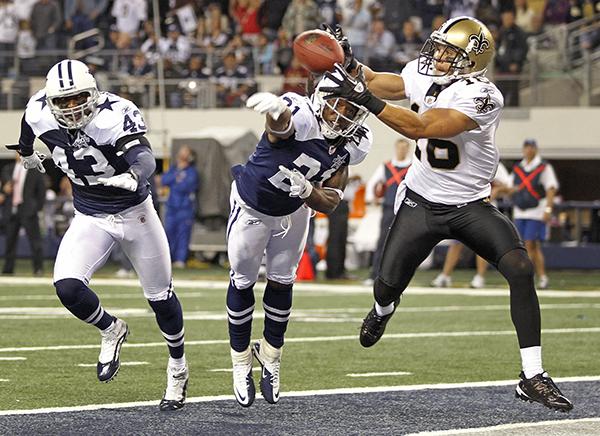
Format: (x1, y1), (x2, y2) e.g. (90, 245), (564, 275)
(363, 138), (412, 285)
(508, 139), (558, 289)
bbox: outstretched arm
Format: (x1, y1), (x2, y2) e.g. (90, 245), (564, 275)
(246, 92), (294, 143)
(361, 64), (407, 101)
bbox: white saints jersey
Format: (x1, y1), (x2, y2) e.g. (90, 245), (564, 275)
(401, 59), (504, 204)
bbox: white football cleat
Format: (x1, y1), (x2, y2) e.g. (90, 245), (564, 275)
(159, 363), (189, 411)
(231, 347), (255, 407)
(97, 318), (129, 382)
(252, 340), (282, 404)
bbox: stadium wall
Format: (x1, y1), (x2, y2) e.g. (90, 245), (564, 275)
(1, 107), (598, 180)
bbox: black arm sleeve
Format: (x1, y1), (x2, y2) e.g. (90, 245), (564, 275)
(18, 114), (36, 157)
(121, 136), (156, 181)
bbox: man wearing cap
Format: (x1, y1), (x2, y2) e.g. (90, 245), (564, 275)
(509, 139), (558, 289)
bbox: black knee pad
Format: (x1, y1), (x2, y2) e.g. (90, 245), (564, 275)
(498, 248), (534, 283)
(374, 277), (400, 306)
(54, 278), (86, 306)
(266, 280), (293, 293)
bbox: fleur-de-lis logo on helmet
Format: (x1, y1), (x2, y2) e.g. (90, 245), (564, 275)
(469, 31), (490, 55)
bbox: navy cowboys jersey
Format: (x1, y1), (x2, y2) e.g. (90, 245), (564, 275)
(20, 90), (151, 215)
(233, 92), (372, 216)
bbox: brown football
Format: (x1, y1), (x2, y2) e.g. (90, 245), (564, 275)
(293, 29), (344, 74)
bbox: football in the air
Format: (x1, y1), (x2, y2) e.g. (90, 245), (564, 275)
(293, 29), (345, 74)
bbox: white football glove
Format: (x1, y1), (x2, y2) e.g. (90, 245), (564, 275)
(21, 151), (46, 173)
(278, 165), (313, 199)
(246, 92), (288, 121)
(97, 171), (138, 192)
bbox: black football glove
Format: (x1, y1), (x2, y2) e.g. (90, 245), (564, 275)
(321, 64), (386, 115)
(320, 23), (357, 72)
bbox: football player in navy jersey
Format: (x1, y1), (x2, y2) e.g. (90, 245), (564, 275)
(226, 72), (372, 407)
(8, 60), (188, 411)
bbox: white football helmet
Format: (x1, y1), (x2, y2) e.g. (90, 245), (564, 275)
(45, 59), (100, 129)
(311, 73), (368, 140)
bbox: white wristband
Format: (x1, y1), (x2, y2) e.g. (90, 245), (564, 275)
(299, 181), (313, 199)
(322, 186), (344, 200)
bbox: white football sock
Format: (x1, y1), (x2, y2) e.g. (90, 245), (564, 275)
(520, 346), (543, 379)
(169, 355), (187, 369)
(375, 302), (394, 316)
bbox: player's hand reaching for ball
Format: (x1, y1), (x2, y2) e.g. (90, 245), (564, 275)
(246, 92), (288, 121)
(321, 64), (386, 115)
(320, 23), (357, 71)
(278, 165), (313, 199)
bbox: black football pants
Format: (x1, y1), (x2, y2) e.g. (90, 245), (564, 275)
(375, 188), (541, 348)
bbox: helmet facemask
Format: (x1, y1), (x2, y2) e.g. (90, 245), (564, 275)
(418, 33), (476, 84)
(47, 89), (100, 130)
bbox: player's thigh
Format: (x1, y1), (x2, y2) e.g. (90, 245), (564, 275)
(121, 202), (172, 300)
(451, 202), (523, 267)
(54, 214), (116, 283)
(379, 203), (443, 287)
(265, 206), (310, 285)
(227, 204), (271, 289)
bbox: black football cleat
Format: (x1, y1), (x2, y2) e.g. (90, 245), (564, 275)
(159, 364), (189, 411)
(359, 299), (399, 348)
(97, 318), (129, 382)
(515, 371), (573, 412)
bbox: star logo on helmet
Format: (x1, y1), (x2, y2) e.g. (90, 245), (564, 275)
(469, 31), (490, 55)
(36, 94), (47, 110)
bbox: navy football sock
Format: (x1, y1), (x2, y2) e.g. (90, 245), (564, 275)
(55, 278), (114, 330)
(262, 281), (293, 349)
(226, 281), (255, 352)
(148, 292), (185, 359)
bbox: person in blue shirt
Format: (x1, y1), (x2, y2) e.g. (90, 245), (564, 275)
(161, 145), (199, 268)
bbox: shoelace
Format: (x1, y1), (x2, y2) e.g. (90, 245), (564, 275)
(233, 363), (251, 388)
(265, 360), (280, 388)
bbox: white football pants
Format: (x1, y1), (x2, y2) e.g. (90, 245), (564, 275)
(227, 182), (311, 289)
(53, 196), (173, 301)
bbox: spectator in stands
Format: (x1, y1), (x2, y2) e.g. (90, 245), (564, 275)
(495, 9), (529, 107)
(476, 0), (501, 28)
(64, 0), (107, 35)
(255, 32), (275, 74)
(111, 0), (147, 48)
(379, 0), (417, 43)
(230, 0), (262, 42)
(214, 52), (253, 107)
(30, 0), (61, 70)
(1, 155), (46, 276)
(14, 0), (37, 21)
(315, 0), (338, 26)
(224, 33), (254, 70)
(543, 0), (571, 25)
(365, 18), (397, 71)
(281, 0), (322, 38)
(200, 14), (230, 49)
(394, 19), (423, 70)
(159, 23), (192, 66)
(416, 0), (445, 31)
(274, 28), (294, 73)
(159, 145), (199, 269)
(0, 0), (18, 76)
(282, 55), (309, 95)
(258, 0), (291, 40)
(184, 55), (211, 79)
(363, 138), (412, 285)
(17, 20), (36, 76)
(129, 51), (153, 77)
(340, 0), (371, 62)
(53, 176), (74, 238)
(508, 139), (558, 290)
(514, 0), (536, 33)
(141, 30), (161, 65)
(444, 0), (479, 19)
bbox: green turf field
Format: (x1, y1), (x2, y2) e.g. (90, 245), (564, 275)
(1, 262), (599, 411)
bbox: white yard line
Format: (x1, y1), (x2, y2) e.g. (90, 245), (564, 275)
(208, 368), (261, 373)
(0, 379), (9, 382)
(0, 357), (26, 361)
(405, 417), (600, 435)
(0, 276), (599, 298)
(76, 361), (148, 367)
(346, 371), (412, 377)
(1, 375), (599, 416)
(1, 327), (599, 353)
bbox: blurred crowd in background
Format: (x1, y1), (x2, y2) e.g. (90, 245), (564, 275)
(0, 0), (599, 108)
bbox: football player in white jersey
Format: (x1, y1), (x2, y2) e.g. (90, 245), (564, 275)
(321, 17), (572, 411)
(226, 72), (372, 407)
(8, 60), (188, 411)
